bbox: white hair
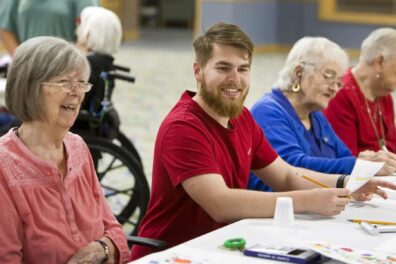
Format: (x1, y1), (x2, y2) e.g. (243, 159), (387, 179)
(78, 6), (122, 55)
(360, 27), (396, 63)
(274, 36), (349, 90)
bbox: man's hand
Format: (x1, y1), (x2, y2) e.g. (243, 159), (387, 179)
(305, 188), (350, 216)
(66, 241), (105, 264)
(352, 178), (396, 201)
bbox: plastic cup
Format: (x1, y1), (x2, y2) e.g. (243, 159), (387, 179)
(273, 197), (295, 227)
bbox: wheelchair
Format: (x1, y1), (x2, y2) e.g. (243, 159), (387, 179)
(71, 56), (149, 236)
(0, 57), (149, 237)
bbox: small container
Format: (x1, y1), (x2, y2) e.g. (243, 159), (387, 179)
(273, 197), (295, 227)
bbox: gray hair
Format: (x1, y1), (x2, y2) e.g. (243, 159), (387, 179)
(359, 27), (396, 63)
(274, 36), (349, 90)
(5, 36), (90, 122)
(78, 6), (122, 55)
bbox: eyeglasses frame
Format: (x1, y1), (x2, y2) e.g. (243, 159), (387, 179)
(41, 81), (93, 93)
(300, 61), (343, 89)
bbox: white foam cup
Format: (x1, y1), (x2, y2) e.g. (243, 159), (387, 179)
(273, 197), (295, 227)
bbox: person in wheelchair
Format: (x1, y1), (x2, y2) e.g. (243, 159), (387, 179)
(73, 6), (123, 140)
(0, 36), (129, 263)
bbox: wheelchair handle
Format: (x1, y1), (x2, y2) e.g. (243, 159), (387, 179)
(113, 64), (130, 72)
(107, 71), (136, 83)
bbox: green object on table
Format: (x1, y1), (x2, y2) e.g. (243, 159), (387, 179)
(223, 238), (246, 250)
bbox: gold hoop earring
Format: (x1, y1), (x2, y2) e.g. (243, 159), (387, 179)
(292, 83), (301, 92)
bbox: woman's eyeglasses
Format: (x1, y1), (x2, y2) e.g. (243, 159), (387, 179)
(42, 81), (93, 93)
(301, 62), (343, 89)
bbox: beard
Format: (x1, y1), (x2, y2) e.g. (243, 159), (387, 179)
(200, 79), (248, 119)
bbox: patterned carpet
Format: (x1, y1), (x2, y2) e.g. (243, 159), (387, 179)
(112, 27), (287, 185)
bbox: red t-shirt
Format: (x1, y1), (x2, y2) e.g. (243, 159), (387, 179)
(324, 68), (396, 155)
(130, 91), (278, 260)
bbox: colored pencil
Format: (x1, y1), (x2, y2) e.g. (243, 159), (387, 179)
(302, 175), (329, 188)
(348, 219), (396, 225)
(301, 175), (352, 199)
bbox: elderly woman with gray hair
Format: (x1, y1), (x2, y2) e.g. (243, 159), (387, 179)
(0, 36), (129, 263)
(325, 28), (396, 157)
(248, 36), (396, 191)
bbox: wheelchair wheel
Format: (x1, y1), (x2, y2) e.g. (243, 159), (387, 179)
(84, 135), (149, 236)
(114, 131), (143, 169)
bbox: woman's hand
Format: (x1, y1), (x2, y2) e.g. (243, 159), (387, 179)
(351, 178), (396, 201)
(306, 188), (350, 216)
(358, 150), (376, 159)
(66, 237), (117, 264)
(359, 150), (396, 176)
(66, 241), (105, 264)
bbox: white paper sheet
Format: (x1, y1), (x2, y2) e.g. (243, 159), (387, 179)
(346, 159), (384, 192)
(375, 236), (396, 254)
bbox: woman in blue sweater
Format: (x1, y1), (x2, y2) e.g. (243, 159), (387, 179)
(249, 37), (396, 191)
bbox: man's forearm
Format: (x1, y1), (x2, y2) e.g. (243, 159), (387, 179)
(289, 167), (339, 190)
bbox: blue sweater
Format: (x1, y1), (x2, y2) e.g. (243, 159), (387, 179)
(248, 89), (355, 191)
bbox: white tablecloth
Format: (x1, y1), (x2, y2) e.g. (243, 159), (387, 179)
(131, 179), (396, 263)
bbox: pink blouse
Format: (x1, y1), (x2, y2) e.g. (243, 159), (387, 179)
(0, 129), (129, 263)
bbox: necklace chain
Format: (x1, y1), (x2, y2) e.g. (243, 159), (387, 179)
(352, 67), (388, 151)
(364, 98), (388, 151)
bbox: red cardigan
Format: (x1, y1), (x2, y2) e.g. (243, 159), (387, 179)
(324, 69), (396, 156)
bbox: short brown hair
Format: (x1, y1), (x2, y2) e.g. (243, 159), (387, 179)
(193, 22), (254, 66)
(5, 36), (90, 122)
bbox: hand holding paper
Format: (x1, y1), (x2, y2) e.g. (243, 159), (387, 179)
(346, 160), (396, 201)
(345, 159), (384, 192)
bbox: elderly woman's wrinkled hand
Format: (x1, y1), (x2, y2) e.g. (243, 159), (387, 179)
(362, 150), (396, 176)
(66, 241), (106, 264)
(358, 150), (376, 159)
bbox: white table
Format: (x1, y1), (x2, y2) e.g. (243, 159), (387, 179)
(131, 179), (396, 263)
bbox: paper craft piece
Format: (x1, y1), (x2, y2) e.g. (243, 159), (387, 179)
(139, 252), (213, 264)
(345, 159), (384, 192)
(134, 245), (245, 264)
(311, 242), (396, 264)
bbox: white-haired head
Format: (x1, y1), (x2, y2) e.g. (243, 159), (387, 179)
(359, 27), (396, 64)
(274, 36), (349, 90)
(77, 6), (122, 55)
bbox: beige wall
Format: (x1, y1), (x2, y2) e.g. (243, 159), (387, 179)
(101, 0), (140, 40)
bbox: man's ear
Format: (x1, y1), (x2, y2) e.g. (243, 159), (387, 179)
(193, 62), (202, 82)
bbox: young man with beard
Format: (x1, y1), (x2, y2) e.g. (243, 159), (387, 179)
(130, 22), (396, 260)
